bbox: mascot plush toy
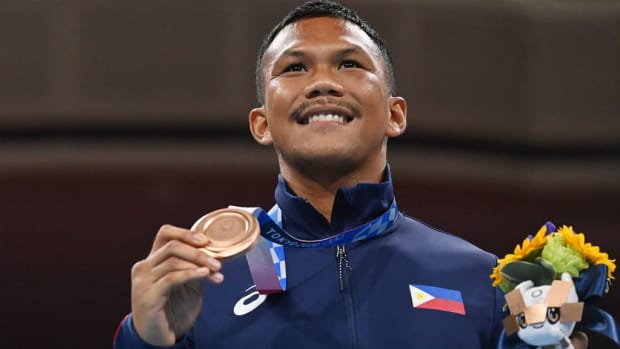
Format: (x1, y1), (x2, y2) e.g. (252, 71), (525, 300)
(504, 272), (582, 348)
(491, 222), (618, 349)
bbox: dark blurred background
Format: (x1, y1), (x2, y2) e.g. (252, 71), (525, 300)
(1, 0), (618, 347)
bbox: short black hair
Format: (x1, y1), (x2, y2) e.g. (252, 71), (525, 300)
(255, 0), (395, 104)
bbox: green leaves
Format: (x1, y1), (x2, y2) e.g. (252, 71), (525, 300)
(499, 258), (556, 292)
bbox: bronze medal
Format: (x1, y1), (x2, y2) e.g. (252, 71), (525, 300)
(191, 208), (260, 259)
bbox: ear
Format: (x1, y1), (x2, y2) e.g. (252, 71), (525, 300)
(249, 106), (273, 146)
(386, 96), (407, 137)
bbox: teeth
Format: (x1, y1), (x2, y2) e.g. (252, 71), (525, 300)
(307, 114), (345, 124)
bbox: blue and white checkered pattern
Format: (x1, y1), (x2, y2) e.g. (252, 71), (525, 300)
(268, 206), (287, 290)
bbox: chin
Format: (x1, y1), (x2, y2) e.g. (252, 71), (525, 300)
(283, 152), (361, 174)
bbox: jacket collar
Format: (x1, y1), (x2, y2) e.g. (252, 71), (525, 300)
(274, 165), (395, 240)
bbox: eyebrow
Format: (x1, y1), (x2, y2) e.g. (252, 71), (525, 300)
(279, 45), (369, 60)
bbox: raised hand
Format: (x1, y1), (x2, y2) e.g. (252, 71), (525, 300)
(130, 225), (223, 346)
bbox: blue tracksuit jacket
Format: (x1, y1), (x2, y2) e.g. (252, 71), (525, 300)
(114, 169), (506, 348)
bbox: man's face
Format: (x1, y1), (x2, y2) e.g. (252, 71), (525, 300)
(250, 16), (406, 176)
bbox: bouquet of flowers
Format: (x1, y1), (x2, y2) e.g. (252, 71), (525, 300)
(491, 222), (618, 349)
(491, 222), (615, 293)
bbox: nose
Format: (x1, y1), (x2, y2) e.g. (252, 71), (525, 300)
(304, 69), (344, 98)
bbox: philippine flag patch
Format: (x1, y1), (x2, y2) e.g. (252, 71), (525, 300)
(409, 284), (466, 315)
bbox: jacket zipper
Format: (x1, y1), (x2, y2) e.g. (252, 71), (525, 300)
(336, 244), (357, 348)
(336, 245), (351, 292)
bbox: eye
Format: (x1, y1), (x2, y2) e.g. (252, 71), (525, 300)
(517, 313), (528, 329)
(339, 60), (361, 69)
(546, 307), (561, 324)
(283, 63), (306, 73)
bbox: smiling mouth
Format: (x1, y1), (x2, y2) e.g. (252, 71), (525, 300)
(291, 98), (358, 125)
(299, 113), (354, 125)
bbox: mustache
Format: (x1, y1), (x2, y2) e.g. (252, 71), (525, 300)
(290, 98), (360, 121)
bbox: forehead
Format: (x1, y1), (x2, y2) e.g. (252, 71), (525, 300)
(263, 16), (382, 65)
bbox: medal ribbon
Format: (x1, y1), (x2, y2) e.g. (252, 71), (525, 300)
(238, 200), (400, 294)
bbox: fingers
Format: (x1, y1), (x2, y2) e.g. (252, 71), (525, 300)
(150, 255), (223, 284)
(148, 237), (218, 270)
(130, 224), (224, 346)
(143, 264), (221, 295)
(140, 225), (223, 285)
(141, 224), (225, 287)
(570, 331), (588, 349)
(131, 257), (223, 305)
(150, 224), (211, 253)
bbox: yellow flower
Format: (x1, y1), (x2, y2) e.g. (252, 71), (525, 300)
(490, 224), (549, 286)
(557, 225), (616, 280)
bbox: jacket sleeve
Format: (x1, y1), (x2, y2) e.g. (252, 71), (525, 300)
(488, 285), (506, 348)
(113, 314), (192, 349)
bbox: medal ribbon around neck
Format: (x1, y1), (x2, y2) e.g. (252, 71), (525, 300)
(235, 200), (400, 294)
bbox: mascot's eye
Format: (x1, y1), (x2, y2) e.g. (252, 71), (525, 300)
(517, 313), (527, 329)
(547, 307), (561, 324)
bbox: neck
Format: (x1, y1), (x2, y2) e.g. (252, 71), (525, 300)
(278, 160), (386, 222)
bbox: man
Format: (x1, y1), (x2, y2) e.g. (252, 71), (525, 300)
(113, 1), (505, 348)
